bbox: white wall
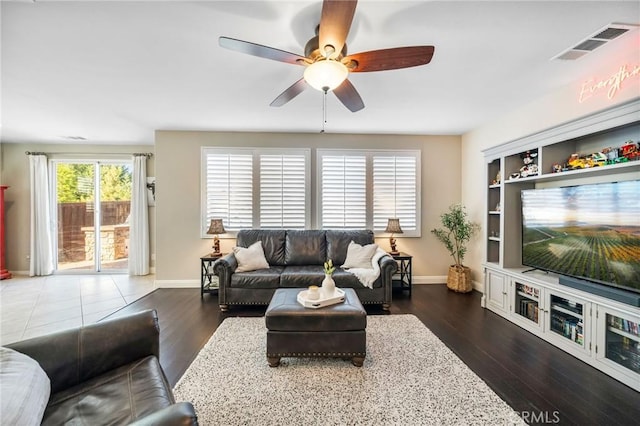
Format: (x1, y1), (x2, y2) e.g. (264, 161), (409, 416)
(461, 34), (640, 287)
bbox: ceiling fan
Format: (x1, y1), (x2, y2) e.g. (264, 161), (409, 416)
(219, 0), (435, 112)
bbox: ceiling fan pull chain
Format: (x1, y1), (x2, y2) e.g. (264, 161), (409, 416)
(321, 88), (328, 133)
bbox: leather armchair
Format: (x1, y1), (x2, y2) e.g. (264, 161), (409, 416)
(7, 309), (198, 426)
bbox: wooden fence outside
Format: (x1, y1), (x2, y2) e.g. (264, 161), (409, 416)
(57, 201), (131, 262)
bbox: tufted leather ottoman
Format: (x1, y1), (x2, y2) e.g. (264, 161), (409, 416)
(265, 288), (367, 367)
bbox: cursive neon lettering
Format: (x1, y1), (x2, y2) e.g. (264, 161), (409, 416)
(578, 64), (640, 103)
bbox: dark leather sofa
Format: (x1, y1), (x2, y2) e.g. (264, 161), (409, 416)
(6, 309), (198, 426)
(214, 229), (397, 311)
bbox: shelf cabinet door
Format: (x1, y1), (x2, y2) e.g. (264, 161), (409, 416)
(594, 305), (640, 390)
(545, 290), (591, 356)
(510, 279), (544, 332)
(485, 269), (508, 316)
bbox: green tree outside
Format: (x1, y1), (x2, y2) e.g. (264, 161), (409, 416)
(56, 163), (132, 202)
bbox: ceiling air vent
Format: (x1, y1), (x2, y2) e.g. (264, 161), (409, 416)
(552, 23), (638, 61)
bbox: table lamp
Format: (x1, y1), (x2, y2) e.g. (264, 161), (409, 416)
(385, 218), (403, 255)
(206, 218), (226, 255)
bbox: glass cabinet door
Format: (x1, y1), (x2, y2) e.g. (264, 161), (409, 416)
(604, 313), (639, 374)
(512, 281), (542, 329)
(549, 294), (586, 348)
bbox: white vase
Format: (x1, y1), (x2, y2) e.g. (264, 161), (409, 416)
(321, 274), (336, 297)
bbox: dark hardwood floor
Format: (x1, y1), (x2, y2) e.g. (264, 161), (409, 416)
(111, 285), (640, 426)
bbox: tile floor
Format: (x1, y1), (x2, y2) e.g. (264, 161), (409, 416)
(0, 274), (155, 346)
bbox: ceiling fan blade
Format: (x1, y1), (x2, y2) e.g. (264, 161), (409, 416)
(270, 78), (309, 107)
(343, 46), (435, 72)
(319, 0), (357, 59)
(219, 36), (307, 65)
(333, 78), (364, 112)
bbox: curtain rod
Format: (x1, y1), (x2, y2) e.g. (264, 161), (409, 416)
(25, 151), (153, 157)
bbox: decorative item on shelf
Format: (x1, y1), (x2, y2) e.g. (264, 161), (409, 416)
(518, 150), (539, 178)
(602, 147), (619, 164)
(620, 140), (640, 161)
(206, 218), (226, 255)
(491, 170), (501, 185)
(495, 202), (501, 212)
(322, 259), (336, 297)
(551, 163), (563, 173)
(431, 204), (480, 293)
(385, 218), (403, 255)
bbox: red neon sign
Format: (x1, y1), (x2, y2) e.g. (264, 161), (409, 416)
(578, 64), (640, 103)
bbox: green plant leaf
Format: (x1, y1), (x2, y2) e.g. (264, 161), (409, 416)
(431, 204), (480, 267)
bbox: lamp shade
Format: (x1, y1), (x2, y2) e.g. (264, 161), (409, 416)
(303, 59), (349, 92)
(206, 218), (225, 235)
(385, 218), (403, 234)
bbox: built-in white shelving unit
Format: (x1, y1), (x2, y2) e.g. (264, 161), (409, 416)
(481, 99), (640, 391)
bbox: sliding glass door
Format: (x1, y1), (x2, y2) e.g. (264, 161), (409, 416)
(52, 161), (132, 272)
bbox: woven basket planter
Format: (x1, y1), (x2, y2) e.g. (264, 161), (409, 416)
(447, 265), (472, 293)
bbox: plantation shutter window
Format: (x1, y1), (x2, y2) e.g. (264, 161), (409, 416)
(202, 148), (310, 235)
(373, 155), (418, 232)
(318, 150), (420, 236)
(259, 154), (308, 229)
(203, 152), (253, 232)
(319, 154), (367, 229)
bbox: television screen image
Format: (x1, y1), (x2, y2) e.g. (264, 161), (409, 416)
(521, 180), (640, 294)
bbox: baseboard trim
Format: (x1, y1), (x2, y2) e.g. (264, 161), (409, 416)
(156, 280), (200, 288)
(413, 276), (446, 284)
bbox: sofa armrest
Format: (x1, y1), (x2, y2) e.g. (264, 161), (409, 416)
(213, 253), (237, 275)
(379, 254), (398, 277)
(7, 309), (160, 394)
(213, 253), (237, 287)
(214, 254), (237, 307)
(129, 402), (198, 426)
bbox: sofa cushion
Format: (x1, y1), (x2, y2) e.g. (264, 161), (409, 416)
(237, 230), (286, 266)
(326, 230), (375, 266)
(332, 269), (382, 289)
(42, 355), (173, 426)
(342, 241), (378, 269)
(285, 230), (326, 265)
(280, 265), (325, 287)
(233, 241), (270, 272)
(231, 266), (284, 288)
(0, 347), (51, 426)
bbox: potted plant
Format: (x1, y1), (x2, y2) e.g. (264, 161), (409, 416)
(431, 204), (480, 293)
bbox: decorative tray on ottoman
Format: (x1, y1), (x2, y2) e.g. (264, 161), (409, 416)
(297, 288), (345, 309)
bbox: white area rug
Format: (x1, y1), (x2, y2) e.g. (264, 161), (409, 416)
(174, 315), (525, 425)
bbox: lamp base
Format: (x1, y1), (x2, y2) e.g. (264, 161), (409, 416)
(389, 251), (400, 256)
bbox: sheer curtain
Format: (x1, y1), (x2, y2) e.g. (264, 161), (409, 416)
(29, 154), (54, 276)
(129, 154), (149, 275)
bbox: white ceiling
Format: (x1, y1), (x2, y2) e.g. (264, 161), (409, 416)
(1, 1), (639, 145)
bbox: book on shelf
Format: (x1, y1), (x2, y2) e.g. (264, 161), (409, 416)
(608, 316), (639, 336)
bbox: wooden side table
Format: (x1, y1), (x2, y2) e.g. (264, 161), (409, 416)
(391, 252), (412, 296)
(201, 253), (223, 298)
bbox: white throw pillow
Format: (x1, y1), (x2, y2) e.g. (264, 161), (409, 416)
(0, 347), (51, 426)
(342, 241), (378, 269)
(233, 241), (270, 272)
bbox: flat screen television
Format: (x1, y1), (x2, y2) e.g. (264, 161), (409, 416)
(521, 180), (640, 295)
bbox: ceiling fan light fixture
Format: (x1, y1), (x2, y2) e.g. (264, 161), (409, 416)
(303, 59), (348, 92)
